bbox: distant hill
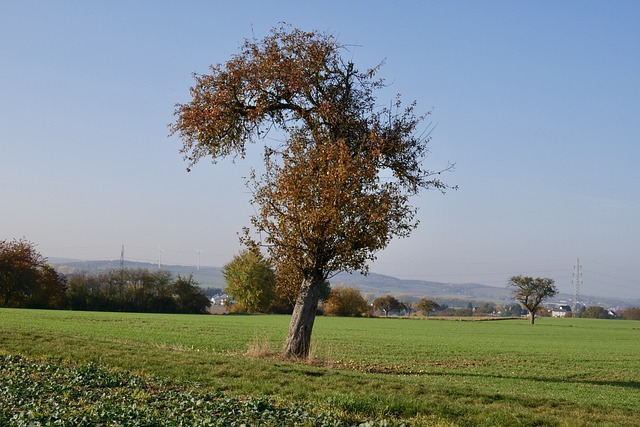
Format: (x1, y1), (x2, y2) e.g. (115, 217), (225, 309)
(333, 272), (513, 302)
(51, 259), (638, 309)
(332, 272), (639, 309)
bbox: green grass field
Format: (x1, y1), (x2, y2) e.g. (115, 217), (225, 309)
(1, 309), (639, 426)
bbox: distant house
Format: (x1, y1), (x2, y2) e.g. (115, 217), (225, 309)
(208, 293), (231, 314)
(552, 305), (572, 318)
(210, 293), (230, 306)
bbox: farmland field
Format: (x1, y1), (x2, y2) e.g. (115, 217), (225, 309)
(1, 308), (639, 426)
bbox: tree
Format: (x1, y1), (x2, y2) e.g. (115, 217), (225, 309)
(500, 303), (523, 317)
(479, 302), (496, 315)
(121, 268), (174, 312)
(172, 25), (453, 358)
(272, 261), (330, 314)
(507, 275), (558, 325)
(373, 295), (405, 316)
(26, 264), (67, 309)
(0, 238), (66, 308)
(1, 238), (43, 307)
(583, 306), (609, 319)
(223, 250), (276, 313)
(403, 301), (414, 316)
(323, 285), (369, 317)
(172, 275), (211, 314)
(623, 307), (640, 321)
(415, 298), (440, 317)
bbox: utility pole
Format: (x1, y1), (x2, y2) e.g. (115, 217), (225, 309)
(573, 258), (582, 314)
(120, 245), (124, 270)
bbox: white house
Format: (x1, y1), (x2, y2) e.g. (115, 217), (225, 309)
(551, 305), (572, 318)
(210, 293), (230, 306)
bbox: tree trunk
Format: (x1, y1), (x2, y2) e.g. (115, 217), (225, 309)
(284, 272), (322, 359)
(2, 287), (14, 307)
(529, 310), (535, 325)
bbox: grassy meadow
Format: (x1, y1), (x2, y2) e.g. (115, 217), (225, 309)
(1, 308), (639, 426)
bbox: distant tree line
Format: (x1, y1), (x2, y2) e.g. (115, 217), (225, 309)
(66, 269), (210, 314)
(222, 251), (530, 318)
(1, 238), (210, 314)
(622, 307), (640, 320)
(7, 240), (638, 320)
(574, 305), (639, 320)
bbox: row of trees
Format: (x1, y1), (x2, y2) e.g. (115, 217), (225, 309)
(221, 252), (569, 322)
(222, 250), (443, 317)
(6, 239), (637, 322)
(318, 286), (443, 317)
(222, 255), (640, 322)
(66, 270), (211, 314)
(574, 305), (635, 319)
(223, 258), (640, 323)
(221, 253), (559, 321)
(1, 238), (210, 314)
(622, 307), (640, 320)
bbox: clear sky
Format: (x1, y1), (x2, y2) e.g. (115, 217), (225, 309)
(1, 1), (639, 299)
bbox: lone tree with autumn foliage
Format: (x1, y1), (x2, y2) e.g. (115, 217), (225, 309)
(171, 25), (453, 358)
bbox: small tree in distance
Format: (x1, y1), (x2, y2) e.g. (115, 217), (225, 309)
(583, 306), (610, 319)
(507, 275), (558, 325)
(323, 285), (369, 317)
(373, 294), (405, 316)
(416, 298), (440, 317)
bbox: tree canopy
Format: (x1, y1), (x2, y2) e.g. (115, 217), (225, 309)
(415, 298), (440, 317)
(583, 306), (611, 319)
(507, 275), (558, 325)
(66, 269), (211, 314)
(323, 285), (370, 317)
(373, 294), (406, 316)
(0, 238), (66, 308)
(623, 307), (640, 321)
(222, 250), (276, 313)
(172, 25), (453, 358)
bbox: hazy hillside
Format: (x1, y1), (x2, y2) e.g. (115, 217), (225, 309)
(333, 272), (513, 302)
(51, 259), (638, 308)
(332, 272), (638, 309)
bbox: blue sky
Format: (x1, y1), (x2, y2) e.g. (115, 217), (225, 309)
(1, 1), (639, 299)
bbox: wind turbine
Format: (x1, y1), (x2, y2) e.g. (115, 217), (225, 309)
(158, 246), (164, 269)
(197, 249), (204, 270)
